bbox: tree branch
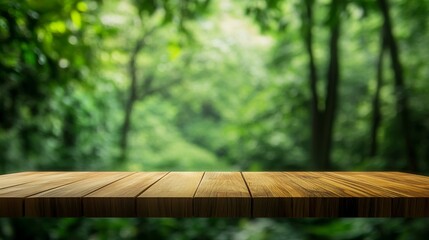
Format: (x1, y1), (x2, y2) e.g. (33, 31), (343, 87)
(118, 26), (158, 164)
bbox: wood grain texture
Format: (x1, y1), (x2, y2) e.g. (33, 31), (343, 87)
(137, 172), (203, 217)
(243, 172), (311, 217)
(376, 172), (429, 190)
(0, 172), (56, 190)
(328, 172), (429, 217)
(243, 171), (429, 217)
(1, 171), (429, 217)
(194, 172), (251, 217)
(285, 172), (400, 217)
(0, 172), (94, 216)
(84, 172), (167, 217)
(25, 172), (133, 217)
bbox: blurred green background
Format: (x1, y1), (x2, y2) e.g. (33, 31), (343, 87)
(1, 0), (429, 239)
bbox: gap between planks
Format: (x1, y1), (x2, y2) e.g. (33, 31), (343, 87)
(83, 172), (171, 217)
(240, 171), (253, 216)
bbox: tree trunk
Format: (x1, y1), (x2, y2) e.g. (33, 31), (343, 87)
(303, 0), (322, 169)
(303, 0), (341, 170)
(369, 28), (386, 157)
(118, 37), (146, 164)
(378, 0), (418, 171)
(61, 107), (77, 170)
(320, 0), (341, 170)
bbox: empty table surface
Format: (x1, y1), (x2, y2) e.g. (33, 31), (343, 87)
(0, 171), (428, 217)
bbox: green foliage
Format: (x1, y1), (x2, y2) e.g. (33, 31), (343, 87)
(1, 0), (429, 239)
(0, 0), (110, 171)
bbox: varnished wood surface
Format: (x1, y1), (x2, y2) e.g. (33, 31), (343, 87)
(138, 172), (203, 217)
(86, 172), (167, 217)
(194, 172), (251, 217)
(26, 172), (133, 217)
(0, 171), (429, 217)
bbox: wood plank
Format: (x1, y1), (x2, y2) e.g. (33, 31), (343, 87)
(244, 171), (342, 217)
(0, 172), (94, 217)
(0, 171), (429, 217)
(329, 172), (429, 217)
(243, 172), (409, 217)
(279, 172), (355, 217)
(364, 172), (429, 190)
(137, 172), (203, 217)
(289, 172), (405, 217)
(243, 172), (306, 217)
(194, 172), (251, 217)
(0, 172), (55, 189)
(329, 172), (429, 196)
(84, 172), (167, 217)
(25, 172), (133, 217)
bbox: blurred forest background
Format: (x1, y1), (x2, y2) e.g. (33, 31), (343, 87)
(1, 0), (429, 239)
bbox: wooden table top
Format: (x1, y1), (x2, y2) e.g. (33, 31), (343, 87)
(0, 171), (428, 217)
